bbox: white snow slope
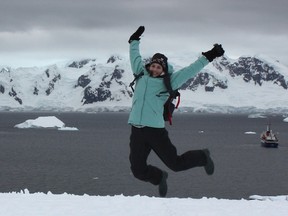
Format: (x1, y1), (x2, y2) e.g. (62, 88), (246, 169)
(1, 54), (288, 113)
(1, 191), (288, 216)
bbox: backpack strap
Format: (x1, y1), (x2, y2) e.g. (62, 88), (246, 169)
(163, 74), (173, 96)
(129, 72), (144, 92)
(163, 74), (181, 125)
(175, 94), (180, 109)
(163, 74), (180, 99)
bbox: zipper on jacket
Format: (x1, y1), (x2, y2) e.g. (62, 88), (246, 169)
(139, 77), (148, 124)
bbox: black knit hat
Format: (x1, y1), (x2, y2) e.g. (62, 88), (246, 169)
(150, 53), (168, 73)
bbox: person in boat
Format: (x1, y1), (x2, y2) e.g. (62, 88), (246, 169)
(127, 26), (225, 197)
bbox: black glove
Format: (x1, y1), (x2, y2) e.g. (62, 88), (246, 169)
(202, 44), (225, 62)
(128, 26), (145, 43)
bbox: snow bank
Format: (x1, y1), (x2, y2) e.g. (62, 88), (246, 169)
(249, 195), (288, 201)
(1, 191), (288, 216)
(14, 116), (78, 131)
(284, 117), (288, 122)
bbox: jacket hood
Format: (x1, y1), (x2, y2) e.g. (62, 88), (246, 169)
(167, 63), (174, 74)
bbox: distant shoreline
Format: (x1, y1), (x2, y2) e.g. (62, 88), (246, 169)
(1, 105), (288, 115)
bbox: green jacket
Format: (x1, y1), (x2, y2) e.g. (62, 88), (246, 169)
(128, 40), (209, 128)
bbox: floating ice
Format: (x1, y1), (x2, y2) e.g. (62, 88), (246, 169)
(248, 114), (267, 119)
(14, 116), (78, 131)
(58, 127), (79, 131)
(244, 131), (257, 135)
(15, 116), (65, 129)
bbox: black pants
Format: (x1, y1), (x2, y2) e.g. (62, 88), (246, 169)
(129, 126), (207, 185)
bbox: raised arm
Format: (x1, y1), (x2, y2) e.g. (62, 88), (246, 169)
(170, 44), (225, 89)
(170, 56), (209, 89)
(129, 41), (144, 75)
(128, 26), (146, 75)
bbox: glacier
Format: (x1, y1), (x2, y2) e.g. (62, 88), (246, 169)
(0, 53), (288, 114)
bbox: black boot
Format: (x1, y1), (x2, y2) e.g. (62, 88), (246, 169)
(158, 171), (168, 197)
(203, 149), (214, 175)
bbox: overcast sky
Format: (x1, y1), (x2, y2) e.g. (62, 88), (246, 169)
(0, 0), (287, 67)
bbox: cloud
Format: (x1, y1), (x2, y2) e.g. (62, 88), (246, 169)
(0, 0), (287, 67)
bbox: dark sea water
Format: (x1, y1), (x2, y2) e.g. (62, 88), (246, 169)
(0, 112), (288, 199)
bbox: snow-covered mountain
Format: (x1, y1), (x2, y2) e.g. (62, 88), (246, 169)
(0, 54), (288, 113)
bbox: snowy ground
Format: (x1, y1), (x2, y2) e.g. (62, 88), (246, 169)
(1, 191), (288, 216)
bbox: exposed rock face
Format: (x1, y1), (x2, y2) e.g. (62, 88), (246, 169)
(215, 56), (287, 89)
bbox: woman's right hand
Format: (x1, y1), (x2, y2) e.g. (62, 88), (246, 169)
(128, 26), (145, 43)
